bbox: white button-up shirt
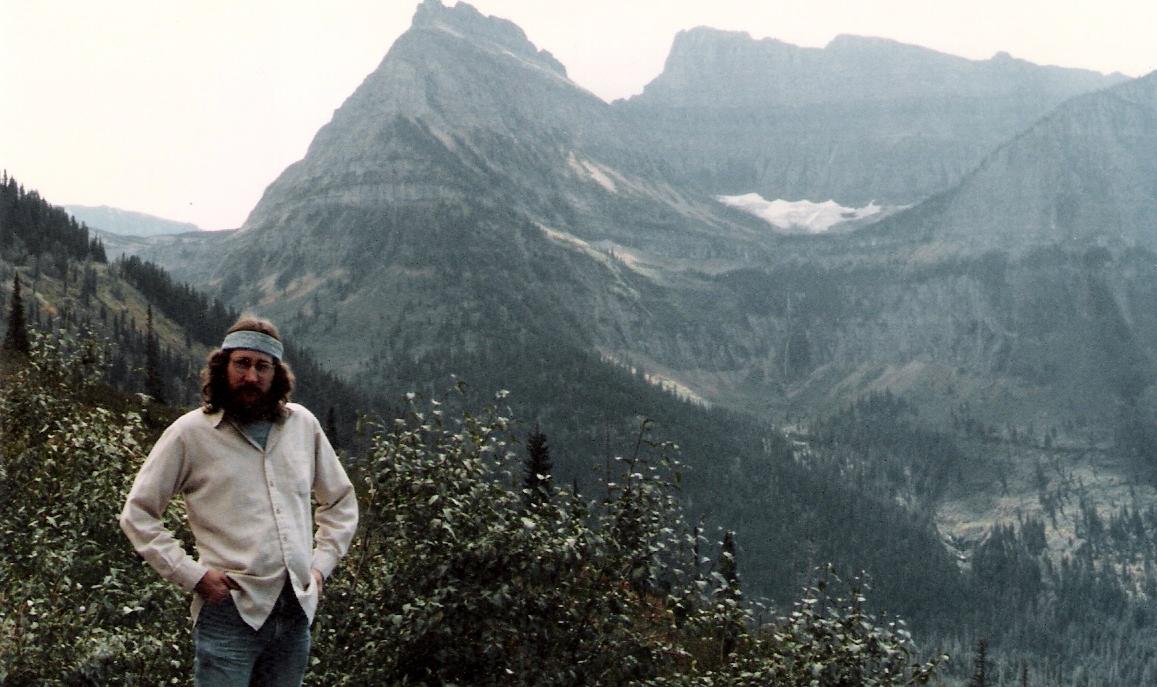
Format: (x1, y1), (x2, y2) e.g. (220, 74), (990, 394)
(120, 403), (358, 630)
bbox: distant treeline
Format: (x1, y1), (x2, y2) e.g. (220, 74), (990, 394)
(810, 390), (1157, 684)
(0, 171), (106, 263)
(115, 255), (233, 347)
(115, 254), (380, 446)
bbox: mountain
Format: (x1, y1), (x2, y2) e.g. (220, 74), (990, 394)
(135, 1), (1157, 508)
(2, 175), (373, 448)
(239, 0), (758, 253)
(673, 73), (1157, 433)
(1, 175), (208, 407)
(139, 0), (1157, 526)
(101, 227), (231, 286)
(616, 29), (1127, 207)
(770, 72), (1157, 431)
(206, 0), (769, 377)
(131, 0), (972, 621)
(65, 205), (202, 237)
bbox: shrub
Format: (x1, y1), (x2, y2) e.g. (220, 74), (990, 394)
(0, 331), (188, 684)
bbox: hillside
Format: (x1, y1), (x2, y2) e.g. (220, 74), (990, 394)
(908, 71), (1157, 252)
(1, 174), (374, 445)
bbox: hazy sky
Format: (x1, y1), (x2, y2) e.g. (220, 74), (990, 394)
(2, 0), (1154, 231)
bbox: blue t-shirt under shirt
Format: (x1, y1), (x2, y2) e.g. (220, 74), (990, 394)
(239, 419), (273, 450)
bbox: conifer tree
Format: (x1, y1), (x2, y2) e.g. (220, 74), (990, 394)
(969, 638), (989, 687)
(3, 273), (31, 356)
(325, 405), (341, 451)
(523, 427), (553, 505)
(144, 304), (164, 402)
(717, 530), (743, 658)
(720, 530), (740, 596)
(80, 263), (97, 307)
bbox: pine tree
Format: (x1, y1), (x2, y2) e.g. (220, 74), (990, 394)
(720, 530), (740, 597)
(716, 530), (743, 658)
(80, 263), (97, 307)
(969, 638), (989, 687)
(523, 427), (553, 505)
(325, 406), (341, 451)
(144, 305), (165, 402)
(3, 273), (31, 356)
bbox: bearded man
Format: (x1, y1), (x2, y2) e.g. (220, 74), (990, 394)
(120, 316), (358, 686)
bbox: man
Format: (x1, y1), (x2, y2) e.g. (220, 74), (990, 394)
(120, 317), (358, 686)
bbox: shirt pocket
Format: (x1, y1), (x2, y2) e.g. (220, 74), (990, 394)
(282, 449), (314, 498)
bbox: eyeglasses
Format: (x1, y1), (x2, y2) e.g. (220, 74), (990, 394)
(230, 356), (274, 375)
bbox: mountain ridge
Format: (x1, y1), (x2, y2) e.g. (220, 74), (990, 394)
(880, 71), (1157, 253)
(617, 27), (1126, 206)
(65, 205), (202, 237)
(634, 26), (1123, 107)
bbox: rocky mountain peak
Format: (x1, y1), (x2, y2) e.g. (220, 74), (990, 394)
(642, 28), (812, 107)
(238, 1), (610, 237)
(666, 26), (777, 53)
(410, 0), (566, 78)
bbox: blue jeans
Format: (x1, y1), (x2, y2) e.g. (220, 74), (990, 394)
(193, 581), (311, 687)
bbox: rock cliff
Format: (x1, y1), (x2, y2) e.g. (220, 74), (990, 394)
(617, 28), (1126, 206)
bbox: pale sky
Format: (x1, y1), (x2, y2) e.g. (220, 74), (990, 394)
(2, 0), (1154, 231)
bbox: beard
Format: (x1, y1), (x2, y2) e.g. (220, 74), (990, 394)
(224, 384), (279, 423)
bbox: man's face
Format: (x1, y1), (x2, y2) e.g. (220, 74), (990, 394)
(227, 349), (275, 409)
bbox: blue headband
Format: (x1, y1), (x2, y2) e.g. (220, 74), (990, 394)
(221, 330), (284, 360)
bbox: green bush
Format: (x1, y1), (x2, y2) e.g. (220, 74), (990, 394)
(307, 390), (945, 685)
(1, 331), (188, 684)
(307, 392), (697, 685)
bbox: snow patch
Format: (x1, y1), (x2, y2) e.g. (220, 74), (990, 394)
(718, 193), (893, 234)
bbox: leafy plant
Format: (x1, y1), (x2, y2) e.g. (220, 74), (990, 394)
(0, 330), (188, 684)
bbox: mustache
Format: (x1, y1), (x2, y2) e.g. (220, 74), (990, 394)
(230, 384), (269, 399)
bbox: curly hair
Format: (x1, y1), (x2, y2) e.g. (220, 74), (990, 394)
(201, 317), (295, 419)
